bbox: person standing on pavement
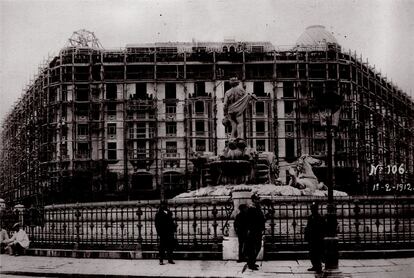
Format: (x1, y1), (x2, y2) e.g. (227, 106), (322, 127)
(0, 224), (10, 254)
(155, 202), (176, 265)
(304, 202), (326, 273)
(245, 194), (266, 271)
(234, 204), (249, 262)
(4, 223), (30, 256)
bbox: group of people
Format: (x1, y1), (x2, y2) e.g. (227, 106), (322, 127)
(234, 194), (266, 271)
(0, 222), (30, 256)
(155, 198), (326, 273)
(234, 198), (326, 273)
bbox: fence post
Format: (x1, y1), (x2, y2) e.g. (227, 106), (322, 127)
(211, 200), (218, 251)
(134, 204), (143, 259)
(14, 204), (25, 226)
(73, 204), (81, 256)
(353, 199), (361, 249)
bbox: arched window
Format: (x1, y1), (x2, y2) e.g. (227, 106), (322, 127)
(222, 46), (228, 53)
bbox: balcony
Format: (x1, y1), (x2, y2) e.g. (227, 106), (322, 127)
(128, 150), (154, 160)
(75, 153), (91, 160)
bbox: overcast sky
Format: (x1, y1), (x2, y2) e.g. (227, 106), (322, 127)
(1, 0), (413, 122)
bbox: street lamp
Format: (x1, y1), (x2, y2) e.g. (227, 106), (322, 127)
(316, 90), (344, 277)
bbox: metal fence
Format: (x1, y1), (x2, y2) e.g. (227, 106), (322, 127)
(5, 195), (414, 253)
(261, 196), (414, 252)
(24, 197), (234, 252)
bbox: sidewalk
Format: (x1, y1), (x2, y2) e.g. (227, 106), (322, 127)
(0, 255), (413, 278)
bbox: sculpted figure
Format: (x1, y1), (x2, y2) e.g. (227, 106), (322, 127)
(223, 77), (257, 140)
(288, 154), (327, 193)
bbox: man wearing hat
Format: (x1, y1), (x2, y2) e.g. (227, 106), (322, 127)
(155, 201), (177, 265)
(244, 194), (266, 271)
(4, 223), (30, 256)
(304, 202), (326, 273)
(223, 77), (257, 140)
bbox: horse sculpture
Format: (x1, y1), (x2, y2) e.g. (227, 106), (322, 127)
(288, 154), (327, 194)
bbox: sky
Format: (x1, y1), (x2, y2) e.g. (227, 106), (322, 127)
(1, 0), (413, 123)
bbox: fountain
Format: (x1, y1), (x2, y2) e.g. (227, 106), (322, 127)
(175, 77), (347, 260)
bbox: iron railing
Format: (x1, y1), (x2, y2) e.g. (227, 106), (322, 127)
(6, 195), (414, 253)
(24, 197), (233, 251)
(261, 196), (414, 252)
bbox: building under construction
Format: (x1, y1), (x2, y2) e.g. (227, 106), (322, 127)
(1, 26), (413, 205)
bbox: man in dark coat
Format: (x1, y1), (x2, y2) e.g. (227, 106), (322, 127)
(304, 202), (326, 273)
(234, 204), (249, 262)
(155, 202), (176, 265)
(245, 194), (266, 271)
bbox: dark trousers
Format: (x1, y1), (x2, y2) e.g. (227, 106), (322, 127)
(309, 243), (323, 270)
(0, 242), (7, 254)
(245, 233), (262, 267)
(237, 235), (246, 261)
(159, 236), (174, 262)
(10, 242), (25, 255)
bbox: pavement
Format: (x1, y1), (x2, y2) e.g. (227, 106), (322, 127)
(0, 255), (413, 278)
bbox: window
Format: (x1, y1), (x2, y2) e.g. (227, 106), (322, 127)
(256, 121), (265, 134)
(77, 142), (89, 158)
(285, 121), (294, 133)
(166, 141), (177, 153)
(285, 139), (295, 158)
(253, 82), (265, 96)
(136, 123), (146, 138)
(76, 85), (89, 101)
(166, 104), (176, 115)
(284, 101), (294, 114)
(194, 82), (206, 97)
(165, 83), (176, 99)
(75, 103), (89, 116)
(61, 87), (68, 101)
(256, 140), (265, 152)
(107, 123), (116, 136)
(283, 82), (294, 98)
(108, 142), (117, 160)
(195, 101), (204, 114)
(129, 127), (134, 139)
(137, 141), (146, 154)
(166, 122), (176, 136)
(107, 103), (116, 116)
(195, 140), (206, 152)
(106, 84), (117, 99)
(77, 124), (89, 136)
(255, 101), (265, 115)
(195, 120), (205, 135)
(314, 139), (326, 154)
(136, 83), (147, 99)
(61, 104), (67, 118)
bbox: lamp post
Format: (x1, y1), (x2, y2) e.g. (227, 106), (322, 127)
(317, 91), (344, 277)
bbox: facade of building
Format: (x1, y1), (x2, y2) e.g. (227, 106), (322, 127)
(1, 26), (413, 205)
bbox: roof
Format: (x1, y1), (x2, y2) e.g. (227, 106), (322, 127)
(296, 25), (338, 46)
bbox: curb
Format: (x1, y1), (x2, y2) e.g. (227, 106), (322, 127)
(26, 248), (414, 260)
(1, 271), (239, 278)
